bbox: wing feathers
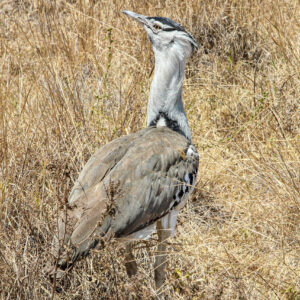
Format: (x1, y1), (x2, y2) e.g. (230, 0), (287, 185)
(55, 127), (198, 268)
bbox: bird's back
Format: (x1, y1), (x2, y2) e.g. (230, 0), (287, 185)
(53, 126), (198, 269)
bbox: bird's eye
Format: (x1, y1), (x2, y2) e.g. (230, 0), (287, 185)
(153, 24), (162, 30)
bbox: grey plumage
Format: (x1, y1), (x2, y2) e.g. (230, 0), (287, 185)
(54, 127), (198, 268)
(49, 10), (199, 288)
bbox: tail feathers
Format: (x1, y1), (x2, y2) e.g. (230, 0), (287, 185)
(46, 217), (113, 280)
(46, 238), (100, 280)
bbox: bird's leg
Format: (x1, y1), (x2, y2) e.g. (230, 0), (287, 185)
(124, 242), (137, 277)
(154, 220), (171, 290)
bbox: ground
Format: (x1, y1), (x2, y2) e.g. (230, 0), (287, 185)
(0, 0), (299, 299)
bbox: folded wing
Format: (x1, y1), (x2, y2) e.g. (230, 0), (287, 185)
(53, 127), (198, 269)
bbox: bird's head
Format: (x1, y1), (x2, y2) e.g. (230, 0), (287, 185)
(123, 10), (198, 59)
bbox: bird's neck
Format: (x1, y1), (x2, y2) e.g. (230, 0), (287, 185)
(147, 49), (191, 141)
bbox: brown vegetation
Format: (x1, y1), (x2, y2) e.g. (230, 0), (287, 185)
(0, 0), (299, 299)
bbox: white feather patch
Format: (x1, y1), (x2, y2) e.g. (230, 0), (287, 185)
(126, 222), (156, 240)
(156, 117), (166, 127)
(187, 144), (198, 157)
(160, 210), (179, 237)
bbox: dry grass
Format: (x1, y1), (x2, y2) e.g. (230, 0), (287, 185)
(0, 0), (299, 299)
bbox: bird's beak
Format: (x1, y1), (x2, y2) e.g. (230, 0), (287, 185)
(122, 10), (148, 26)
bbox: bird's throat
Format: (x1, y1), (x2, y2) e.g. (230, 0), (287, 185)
(147, 50), (191, 141)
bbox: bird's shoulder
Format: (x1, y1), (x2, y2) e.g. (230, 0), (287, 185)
(68, 128), (151, 204)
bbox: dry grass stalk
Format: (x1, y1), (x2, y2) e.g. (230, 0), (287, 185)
(0, 0), (299, 299)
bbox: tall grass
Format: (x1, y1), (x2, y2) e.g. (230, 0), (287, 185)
(0, 0), (299, 299)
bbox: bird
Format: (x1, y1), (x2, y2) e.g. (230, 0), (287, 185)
(49, 10), (199, 290)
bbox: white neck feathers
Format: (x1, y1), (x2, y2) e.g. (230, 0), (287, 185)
(147, 46), (191, 141)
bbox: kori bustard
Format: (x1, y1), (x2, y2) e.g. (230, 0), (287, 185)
(50, 10), (199, 290)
